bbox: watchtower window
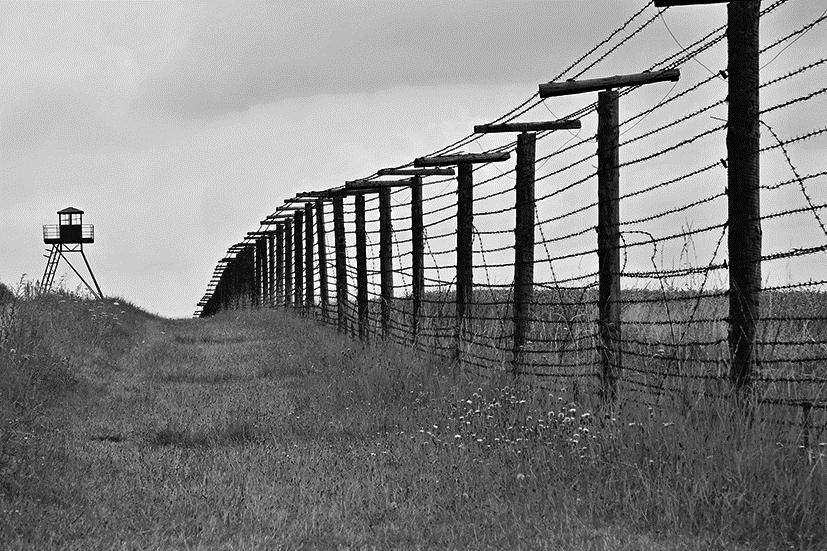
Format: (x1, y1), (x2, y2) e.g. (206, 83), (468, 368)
(59, 213), (82, 225)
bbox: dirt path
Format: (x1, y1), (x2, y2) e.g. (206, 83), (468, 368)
(1, 308), (799, 550)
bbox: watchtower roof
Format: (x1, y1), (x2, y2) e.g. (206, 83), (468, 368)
(57, 207), (84, 215)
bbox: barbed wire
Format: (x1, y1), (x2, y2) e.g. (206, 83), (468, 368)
(197, 0), (827, 437)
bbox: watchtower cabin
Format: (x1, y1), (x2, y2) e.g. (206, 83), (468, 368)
(41, 207), (103, 298)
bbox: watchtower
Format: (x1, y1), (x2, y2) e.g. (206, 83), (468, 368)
(41, 207), (103, 298)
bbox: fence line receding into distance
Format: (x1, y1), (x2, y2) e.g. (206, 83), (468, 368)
(194, 0), (827, 443)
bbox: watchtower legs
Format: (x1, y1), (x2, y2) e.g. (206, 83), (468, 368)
(40, 244), (104, 299)
(41, 245), (60, 292)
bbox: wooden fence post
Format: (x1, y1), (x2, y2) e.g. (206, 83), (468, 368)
(472, 120), (580, 375)
(456, 162), (474, 362)
(258, 237), (268, 308)
(252, 239), (261, 308)
(275, 223), (284, 306)
(378, 187), (394, 339)
(332, 195), (348, 332)
(245, 246), (255, 309)
(236, 248), (245, 309)
(304, 203), (314, 314)
(727, 0), (761, 393)
(651, 2), (761, 394)
(355, 193), (369, 341)
(284, 218), (293, 307)
(413, 153), (510, 364)
(316, 199), (330, 322)
(294, 209), (303, 309)
(411, 175), (424, 342)
(513, 132), (536, 375)
(268, 232), (275, 307)
(540, 71), (680, 402)
(597, 90), (621, 402)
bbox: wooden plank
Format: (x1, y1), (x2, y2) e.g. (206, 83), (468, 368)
(655, 0), (732, 6)
(539, 68), (680, 97)
(377, 167), (455, 177)
(345, 177), (412, 185)
(260, 217), (292, 225)
(329, 187), (373, 196)
(474, 119), (581, 134)
(414, 151), (510, 167)
(345, 178), (413, 190)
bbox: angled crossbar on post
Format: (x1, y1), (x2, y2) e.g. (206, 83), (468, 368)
(474, 119), (581, 134)
(539, 69), (680, 97)
(414, 151), (510, 166)
(260, 217), (292, 225)
(296, 190), (335, 198)
(655, 0), (732, 6)
(377, 167), (455, 176)
(345, 177), (414, 191)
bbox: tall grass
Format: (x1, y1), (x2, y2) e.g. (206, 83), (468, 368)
(346, 284), (826, 439)
(0, 281), (150, 499)
(0, 291), (823, 548)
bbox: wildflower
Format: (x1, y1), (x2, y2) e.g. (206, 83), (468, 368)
(663, 422), (674, 428)
(516, 473), (525, 480)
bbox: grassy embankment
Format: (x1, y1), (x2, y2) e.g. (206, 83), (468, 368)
(0, 284), (824, 549)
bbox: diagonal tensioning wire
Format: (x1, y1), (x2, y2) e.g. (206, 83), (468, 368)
(759, 119), (827, 239)
(471, 225), (512, 350)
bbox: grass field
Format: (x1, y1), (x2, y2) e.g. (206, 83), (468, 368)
(1, 286), (825, 549)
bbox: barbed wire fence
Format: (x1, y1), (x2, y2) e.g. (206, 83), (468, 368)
(195, 0), (826, 445)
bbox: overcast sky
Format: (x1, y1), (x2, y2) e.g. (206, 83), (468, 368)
(1, 1), (824, 318)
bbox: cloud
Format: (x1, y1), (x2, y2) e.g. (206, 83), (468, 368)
(136, 1), (602, 119)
